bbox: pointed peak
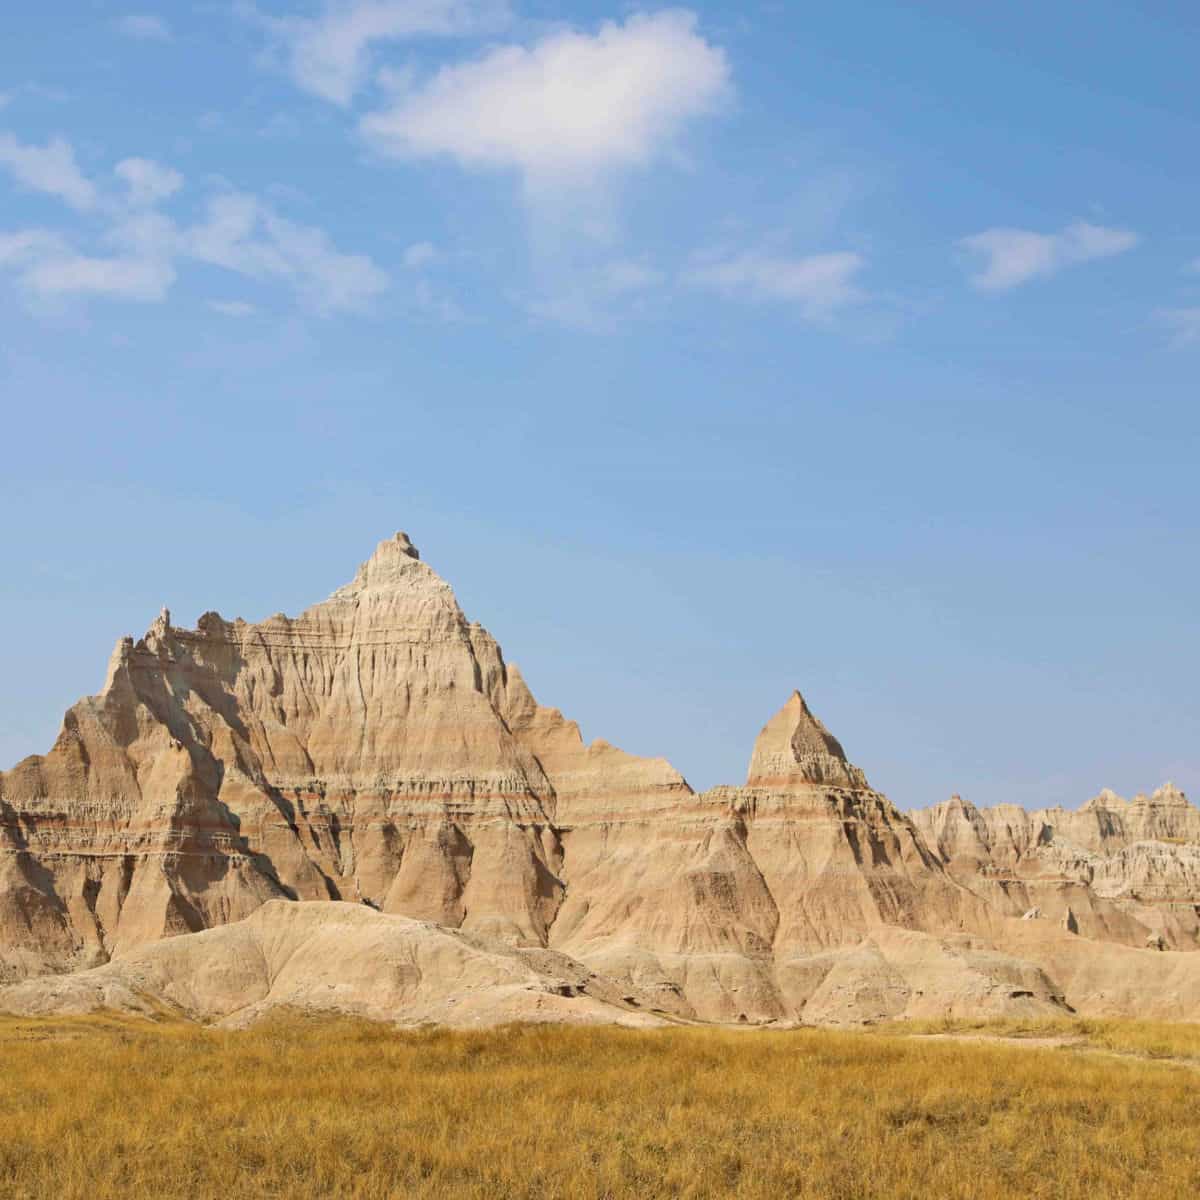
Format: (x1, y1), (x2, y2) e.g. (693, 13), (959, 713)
(1082, 788), (1128, 811)
(139, 605), (174, 653)
(372, 531), (420, 562)
(1149, 782), (1188, 806)
(746, 689), (867, 790)
(764, 689), (849, 759)
(332, 530), (435, 599)
(946, 793), (977, 811)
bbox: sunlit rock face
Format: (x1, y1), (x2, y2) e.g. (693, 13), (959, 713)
(3, 532), (1200, 1025)
(911, 784), (1200, 952)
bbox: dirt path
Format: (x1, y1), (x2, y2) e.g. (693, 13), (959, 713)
(906, 1030), (1200, 1070)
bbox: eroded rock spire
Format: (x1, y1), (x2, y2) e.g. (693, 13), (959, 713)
(746, 690), (869, 789)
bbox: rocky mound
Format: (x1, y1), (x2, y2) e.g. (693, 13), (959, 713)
(0, 900), (677, 1028)
(2, 531), (1198, 1025)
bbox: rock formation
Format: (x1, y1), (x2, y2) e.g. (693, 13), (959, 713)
(911, 788), (1200, 951)
(2, 531), (1199, 1026)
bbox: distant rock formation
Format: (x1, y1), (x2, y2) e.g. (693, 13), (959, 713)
(3, 532), (1199, 1026)
(910, 787), (1200, 950)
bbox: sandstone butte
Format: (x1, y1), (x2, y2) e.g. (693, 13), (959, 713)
(3, 532), (1199, 1029)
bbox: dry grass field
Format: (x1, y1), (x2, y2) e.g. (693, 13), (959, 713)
(1, 1012), (1199, 1199)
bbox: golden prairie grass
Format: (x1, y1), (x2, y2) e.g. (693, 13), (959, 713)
(895, 1014), (1200, 1059)
(1, 1013), (1199, 1199)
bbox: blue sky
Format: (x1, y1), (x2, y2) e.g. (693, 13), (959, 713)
(1, 2), (1197, 808)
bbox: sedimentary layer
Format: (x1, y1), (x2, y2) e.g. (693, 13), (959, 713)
(2, 532), (1197, 1025)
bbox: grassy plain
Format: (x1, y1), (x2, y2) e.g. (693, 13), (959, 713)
(1, 1012), (1198, 1199)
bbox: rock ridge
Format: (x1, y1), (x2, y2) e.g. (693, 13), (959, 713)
(3, 530), (1199, 1025)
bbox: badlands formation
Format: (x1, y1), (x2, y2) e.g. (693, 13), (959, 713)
(2, 532), (1199, 1028)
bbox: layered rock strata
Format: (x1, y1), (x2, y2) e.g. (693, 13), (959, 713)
(911, 789), (1200, 950)
(2, 532), (1198, 1025)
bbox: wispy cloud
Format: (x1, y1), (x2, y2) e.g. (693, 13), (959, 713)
(0, 229), (72, 267)
(115, 157), (183, 207)
(685, 250), (865, 318)
(1159, 308), (1200, 347)
(208, 299), (257, 317)
(600, 259), (663, 294)
(110, 190), (390, 311)
(960, 221), (1139, 291)
(256, 208), (389, 310)
(115, 14), (173, 42)
(361, 12), (729, 195)
(402, 240), (437, 268)
(248, 0), (511, 106)
(412, 278), (462, 321)
(0, 226), (173, 300)
(0, 133), (96, 210)
(0, 136), (388, 313)
(23, 254), (175, 301)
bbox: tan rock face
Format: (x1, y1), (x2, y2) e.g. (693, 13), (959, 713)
(910, 787), (1200, 952)
(745, 690), (868, 790)
(3, 531), (1199, 1025)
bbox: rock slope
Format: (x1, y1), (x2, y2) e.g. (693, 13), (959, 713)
(0, 901), (672, 1029)
(2, 532), (1198, 1026)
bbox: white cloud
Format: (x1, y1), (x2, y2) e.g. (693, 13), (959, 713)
(0, 139), (387, 313)
(115, 157), (183, 207)
(208, 299), (257, 317)
(0, 228), (71, 266)
(1066, 222), (1139, 259)
(686, 250), (864, 318)
(0, 133), (96, 210)
(361, 11), (730, 188)
(960, 221), (1139, 291)
(519, 257), (667, 330)
(0, 94), (10, 111)
(402, 240), (437, 268)
(260, 209), (389, 310)
(184, 192), (284, 274)
(115, 14), (173, 42)
(103, 189), (389, 310)
(0, 222), (174, 303)
(253, 0), (510, 106)
(106, 208), (177, 257)
(961, 229), (1056, 291)
(1160, 308), (1200, 347)
(23, 254), (175, 301)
